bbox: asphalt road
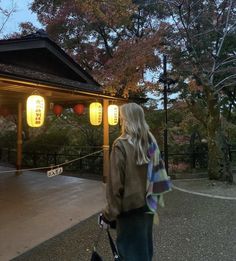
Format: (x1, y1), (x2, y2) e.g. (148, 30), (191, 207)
(12, 189), (236, 261)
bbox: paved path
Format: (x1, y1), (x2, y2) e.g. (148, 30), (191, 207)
(0, 167), (106, 261)
(12, 186), (236, 261)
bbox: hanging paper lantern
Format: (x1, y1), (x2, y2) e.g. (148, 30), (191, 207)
(53, 104), (63, 117)
(73, 104), (84, 115)
(89, 102), (102, 125)
(26, 95), (45, 127)
(108, 105), (119, 125)
(0, 106), (10, 117)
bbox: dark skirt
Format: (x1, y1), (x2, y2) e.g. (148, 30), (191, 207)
(116, 207), (154, 261)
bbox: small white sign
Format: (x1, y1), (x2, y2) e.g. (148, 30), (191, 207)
(47, 167), (63, 178)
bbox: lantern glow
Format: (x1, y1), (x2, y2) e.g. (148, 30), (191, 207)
(27, 95), (45, 127)
(108, 104), (119, 125)
(53, 104), (63, 117)
(89, 102), (102, 125)
(73, 104), (85, 115)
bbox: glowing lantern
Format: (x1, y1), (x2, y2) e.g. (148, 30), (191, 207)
(53, 104), (63, 117)
(73, 104), (84, 115)
(27, 95), (45, 127)
(89, 102), (102, 125)
(108, 105), (119, 125)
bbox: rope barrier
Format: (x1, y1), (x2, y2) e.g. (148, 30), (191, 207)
(0, 149), (103, 174)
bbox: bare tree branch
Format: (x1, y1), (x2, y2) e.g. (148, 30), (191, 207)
(218, 55), (236, 65)
(214, 74), (236, 93)
(210, 0), (234, 85)
(0, 1), (16, 34)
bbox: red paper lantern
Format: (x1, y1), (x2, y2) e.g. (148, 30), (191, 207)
(0, 106), (10, 117)
(73, 104), (84, 115)
(53, 104), (63, 117)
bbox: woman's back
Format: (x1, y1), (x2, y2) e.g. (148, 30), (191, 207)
(111, 137), (148, 213)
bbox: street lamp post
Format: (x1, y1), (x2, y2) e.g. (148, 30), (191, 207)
(159, 55), (176, 174)
(163, 55), (168, 174)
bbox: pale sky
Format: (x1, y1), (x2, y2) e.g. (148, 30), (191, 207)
(0, 0), (42, 37)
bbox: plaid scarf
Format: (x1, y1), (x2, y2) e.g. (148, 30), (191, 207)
(146, 141), (172, 213)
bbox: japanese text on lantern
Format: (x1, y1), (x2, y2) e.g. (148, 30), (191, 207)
(35, 99), (43, 125)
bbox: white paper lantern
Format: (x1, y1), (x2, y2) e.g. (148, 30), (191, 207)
(27, 95), (45, 127)
(108, 105), (119, 125)
(89, 102), (102, 125)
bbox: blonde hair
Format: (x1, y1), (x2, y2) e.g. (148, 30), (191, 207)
(120, 103), (151, 165)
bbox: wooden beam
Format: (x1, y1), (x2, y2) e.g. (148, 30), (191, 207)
(16, 101), (23, 175)
(103, 99), (109, 183)
(0, 76), (126, 101)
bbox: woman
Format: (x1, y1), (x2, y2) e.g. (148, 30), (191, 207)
(100, 103), (171, 261)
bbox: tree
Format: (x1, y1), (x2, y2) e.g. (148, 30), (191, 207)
(0, 0), (16, 37)
(160, 0), (236, 182)
(26, 0), (235, 182)
(27, 0), (168, 96)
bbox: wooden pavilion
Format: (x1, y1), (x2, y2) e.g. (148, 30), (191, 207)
(0, 30), (125, 182)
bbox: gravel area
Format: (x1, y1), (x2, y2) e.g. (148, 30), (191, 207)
(155, 190), (236, 261)
(12, 189), (236, 261)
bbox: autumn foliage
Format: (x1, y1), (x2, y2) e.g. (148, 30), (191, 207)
(5, 0), (236, 181)
(16, 0), (171, 97)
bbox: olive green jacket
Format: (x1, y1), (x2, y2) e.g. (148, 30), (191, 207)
(103, 137), (148, 221)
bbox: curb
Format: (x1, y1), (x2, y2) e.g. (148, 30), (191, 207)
(173, 185), (236, 200)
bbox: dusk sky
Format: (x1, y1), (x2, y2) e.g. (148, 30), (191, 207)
(1, 0), (41, 37)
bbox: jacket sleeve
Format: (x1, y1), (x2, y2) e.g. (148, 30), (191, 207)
(103, 140), (125, 221)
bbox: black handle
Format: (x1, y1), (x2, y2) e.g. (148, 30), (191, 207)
(107, 230), (120, 259)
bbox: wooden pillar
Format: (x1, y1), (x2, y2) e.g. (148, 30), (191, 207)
(16, 101), (23, 175)
(103, 99), (109, 183)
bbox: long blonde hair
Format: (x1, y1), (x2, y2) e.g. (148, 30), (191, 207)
(120, 103), (151, 165)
